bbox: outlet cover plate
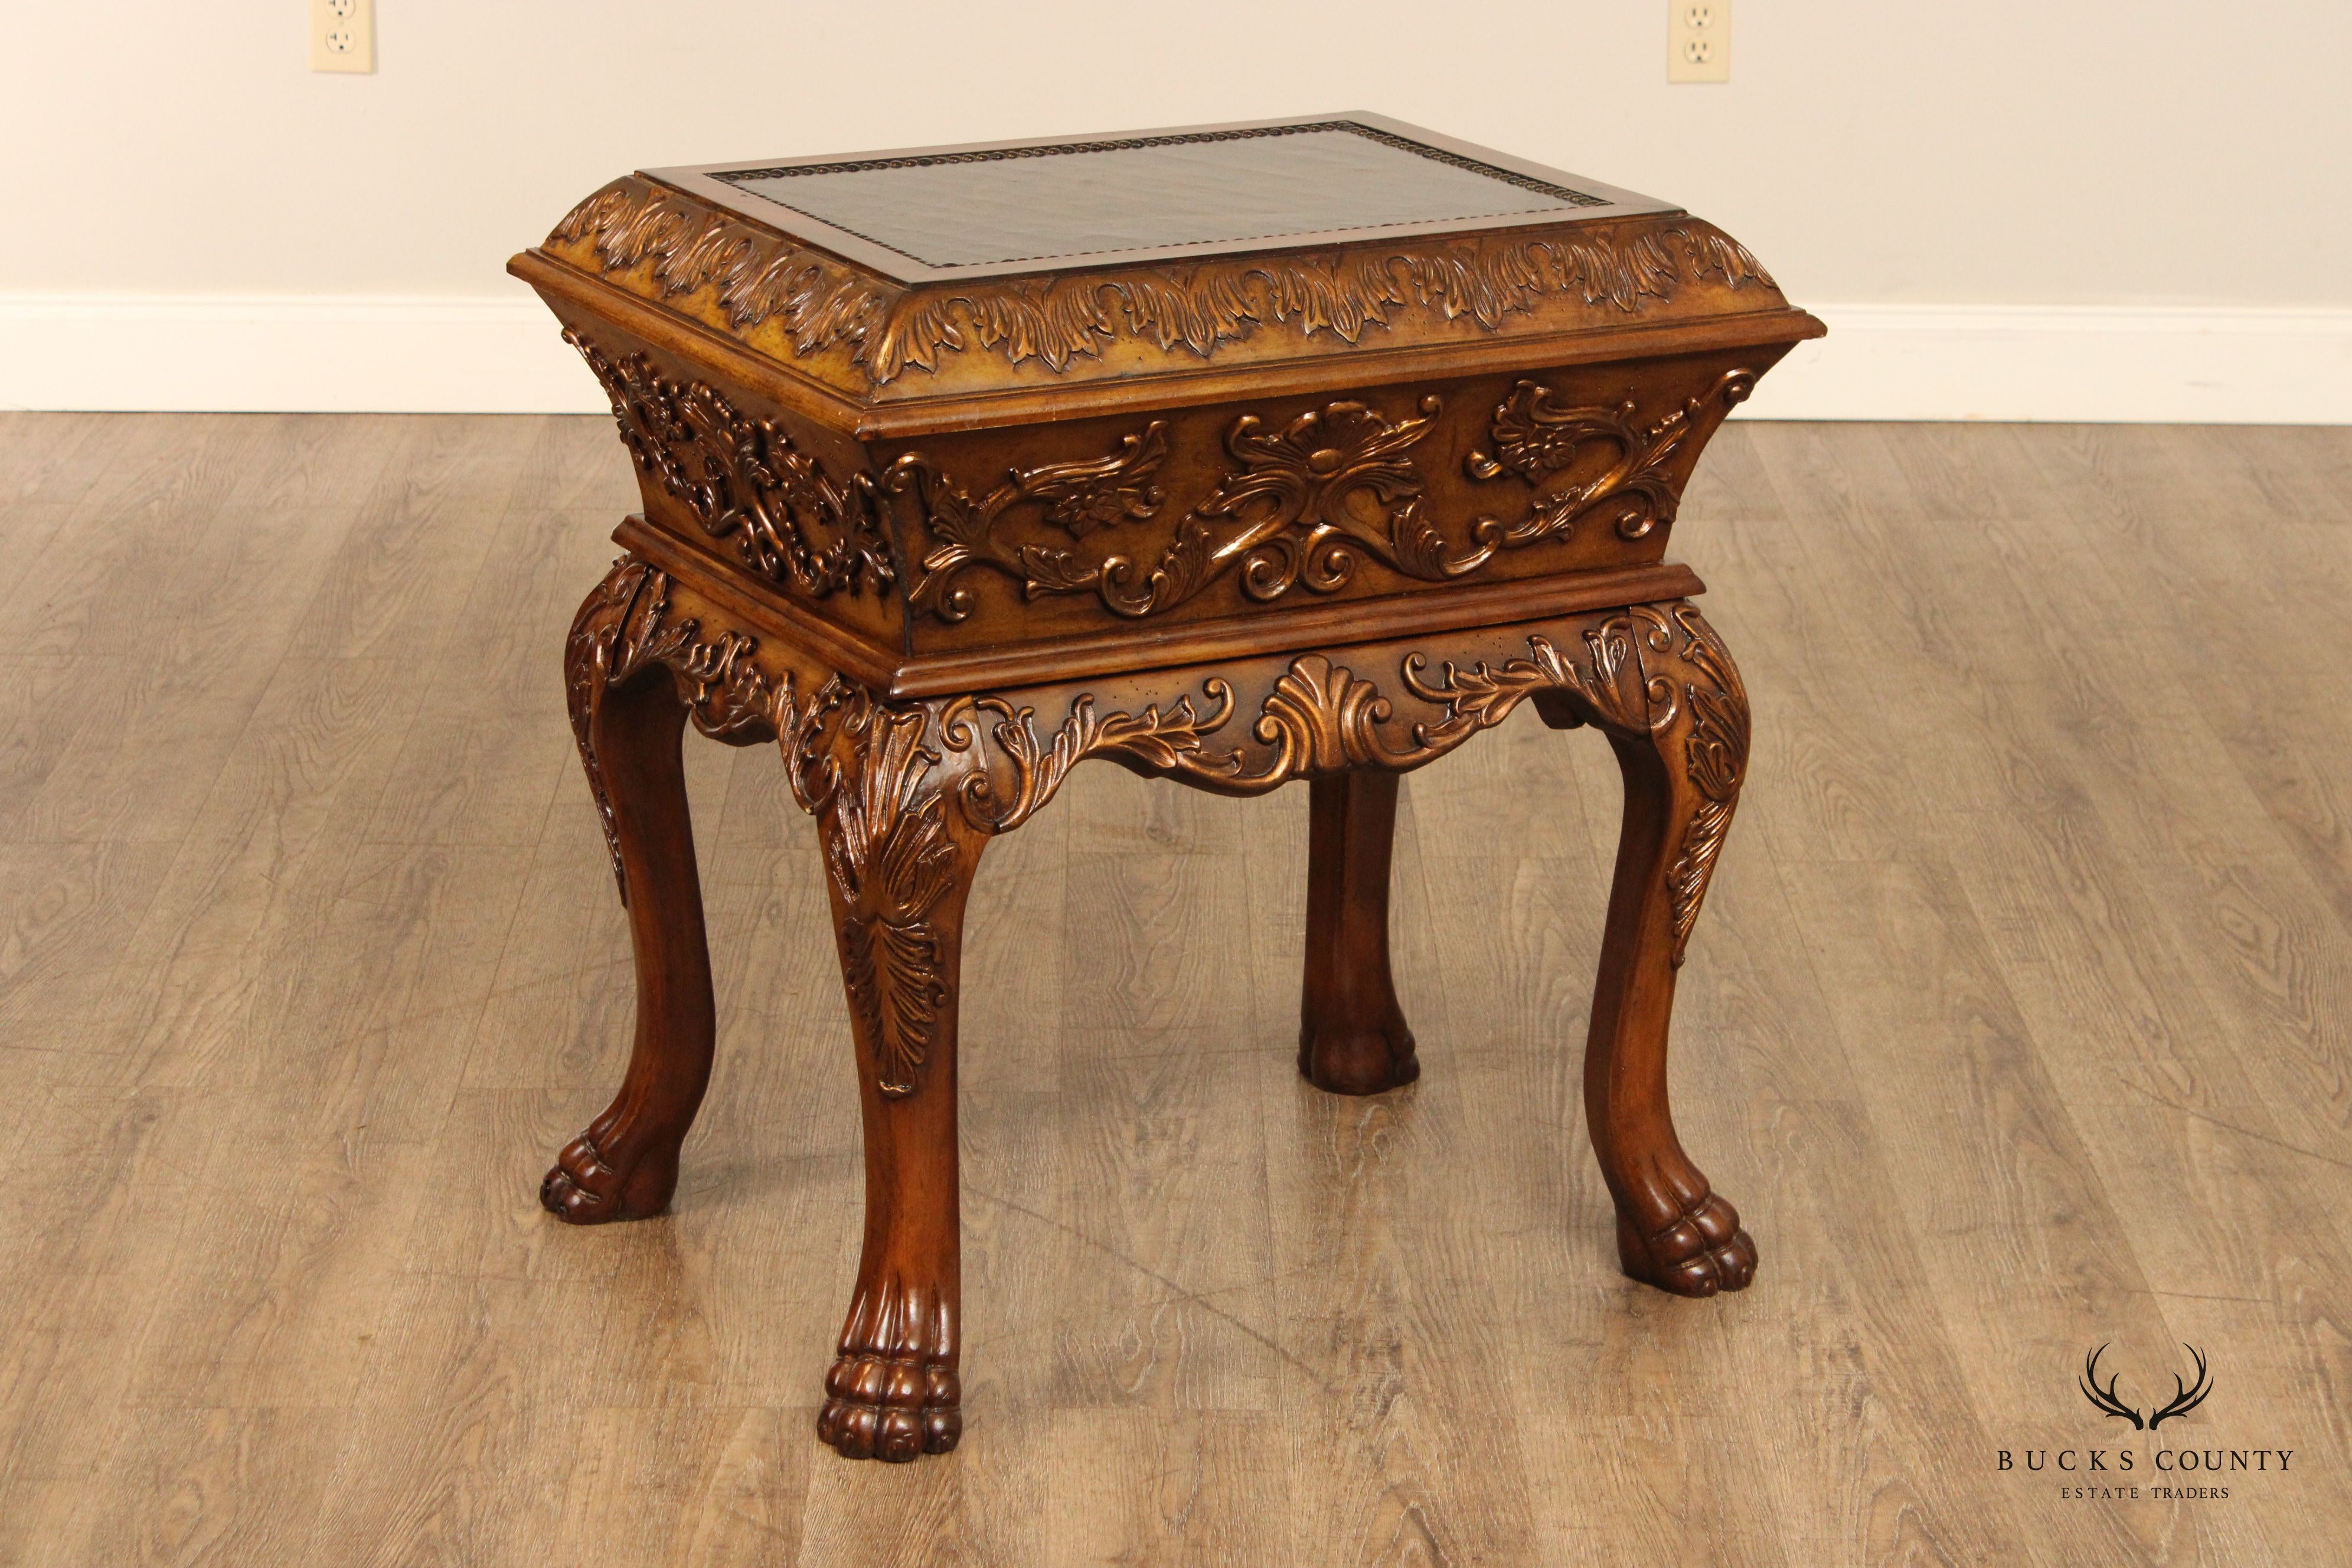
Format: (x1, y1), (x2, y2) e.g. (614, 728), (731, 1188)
(311, 0), (375, 73)
(1669, 0), (1730, 83)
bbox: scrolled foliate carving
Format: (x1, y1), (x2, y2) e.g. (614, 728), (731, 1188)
(1032, 428), (1170, 540)
(942, 687), (1240, 833)
(567, 329), (897, 601)
(890, 423), (1173, 623)
(1187, 397), (1476, 607)
(899, 396), (1508, 623)
(1403, 614), (1667, 743)
(1465, 368), (1756, 544)
(922, 603), (1746, 958)
(570, 558), (1747, 1085)
(1424, 599), (1742, 964)
(897, 378), (1766, 625)
(930, 606), (1717, 824)
(566, 560), (791, 902)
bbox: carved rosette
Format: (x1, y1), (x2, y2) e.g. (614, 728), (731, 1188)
(567, 329), (897, 602)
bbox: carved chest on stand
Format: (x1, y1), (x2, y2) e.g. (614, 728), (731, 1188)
(510, 113), (1824, 1462)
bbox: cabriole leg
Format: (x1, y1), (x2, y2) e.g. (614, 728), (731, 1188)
(1298, 769), (1420, 1095)
(794, 691), (989, 1461)
(1542, 602), (1756, 1296)
(541, 564), (718, 1224)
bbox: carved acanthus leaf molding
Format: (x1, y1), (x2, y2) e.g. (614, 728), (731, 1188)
(567, 330), (897, 601)
(1465, 368), (1756, 543)
(867, 225), (1774, 383)
(799, 690), (961, 1098)
(548, 178), (1776, 385)
(551, 179), (884, 358)
(1654, 603), (1749, 964)
(564, 564), (650, 902)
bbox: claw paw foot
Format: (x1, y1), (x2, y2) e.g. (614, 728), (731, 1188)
(818, 1353), (961, 1462)
(818, 1278), (960, 1462)
(1616, 1190), (1756, 1296)
(538, 1120), (677, 1224)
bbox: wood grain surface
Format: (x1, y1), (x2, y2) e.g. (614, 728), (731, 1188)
(0, 412), (2346, 1564)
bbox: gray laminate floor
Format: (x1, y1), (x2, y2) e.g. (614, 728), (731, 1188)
(1, 413), (2347, 1565)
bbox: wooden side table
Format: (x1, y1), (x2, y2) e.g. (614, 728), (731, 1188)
(511, 113), (1824, 1462)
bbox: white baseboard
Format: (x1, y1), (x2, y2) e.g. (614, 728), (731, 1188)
(0, 295), (604, 416)
(1749, 303), (2352, 424)
(4, 293), (2350, 423)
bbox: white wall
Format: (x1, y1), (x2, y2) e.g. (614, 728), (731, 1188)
(5, 1), (2348, 419)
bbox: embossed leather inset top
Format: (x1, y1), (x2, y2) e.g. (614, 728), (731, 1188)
(720, 123), (1611, 269)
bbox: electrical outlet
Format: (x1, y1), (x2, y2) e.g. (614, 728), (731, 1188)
(1669, 0), (1729, 83)
(310, 0), (375, 73)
